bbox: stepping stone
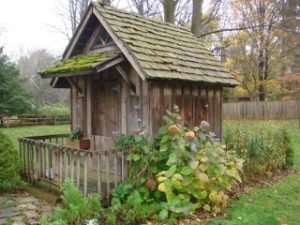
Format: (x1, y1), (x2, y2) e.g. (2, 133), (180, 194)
(12, 222), (26, 225)
(17, 203), (37, 210)
(15, 197), (38, 204)
(0, 207), (20, 214)
(23, 210), (38, 219)
(10, 215), (24, 222)
(0, 208), (22, 219)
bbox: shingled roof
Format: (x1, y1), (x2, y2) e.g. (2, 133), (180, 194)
(41, 2), (238, 86)
(93, 3), (237, 86)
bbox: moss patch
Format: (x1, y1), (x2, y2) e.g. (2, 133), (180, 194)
(40, 51), (119, 75)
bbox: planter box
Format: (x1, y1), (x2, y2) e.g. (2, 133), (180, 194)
(63, 138), (90, 150)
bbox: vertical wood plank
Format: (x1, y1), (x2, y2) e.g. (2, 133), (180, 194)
(21, 141), (26, 176)
(207, 87), (215, 132)
(86, 77), (92, 139)
(64, 148), (68, 179)
(59, 147), (63, 184)
(84, 153), (88, 196)
(214, 87), (222, 138)
(121, 81), (128, 134)
(70, 152), (75, 182)
(76, 151), (81, 188)
(163, 82), (173, 113)
(121, 148), (126, 180)
(151, 82), (162, 134)
(140, 81), (150, 132)
(114, 152), (118, 188)
(97, 153), (102, 194)
(52, 148), (57, 182)
(106, 151), (110, 195)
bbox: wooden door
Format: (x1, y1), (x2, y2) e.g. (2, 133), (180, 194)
(92, 81), (121, 137)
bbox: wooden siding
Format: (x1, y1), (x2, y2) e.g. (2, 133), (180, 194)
(70, 67), (223, 150)
(71, 76), (87, 137)
(91, 80), (121, 136)
(149, 81), (223, 138)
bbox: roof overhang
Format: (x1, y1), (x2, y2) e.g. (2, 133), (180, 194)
(39, 53), (124, 79)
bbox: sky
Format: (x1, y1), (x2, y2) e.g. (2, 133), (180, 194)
(0, 0), (73, 60)
(0, 0), (136, 60)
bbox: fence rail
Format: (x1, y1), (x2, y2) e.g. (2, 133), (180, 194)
(1, 114), (70, 127)
(19, 134), (128, 196)
(223, 100), (300, 119)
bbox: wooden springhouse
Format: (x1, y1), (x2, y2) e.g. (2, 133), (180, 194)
(40, 2), (238, 150)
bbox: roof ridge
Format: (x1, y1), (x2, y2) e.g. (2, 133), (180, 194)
(92, 2), (191, 33)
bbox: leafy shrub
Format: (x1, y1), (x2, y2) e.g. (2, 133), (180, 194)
(105, 191), (161, 225)
(42, 180), (103, 225)
(154, 109), (243, 217)
(0, 131), (21, 192)
(44, 180), (157, 225)
(37, 104), (70, 116)
(223, 121), (294, 178)
(45, 110), (244, 224)
(112, 107), (243, 220)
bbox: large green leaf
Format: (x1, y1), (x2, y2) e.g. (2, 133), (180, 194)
(180, 166), (193, 175)
(167, 152), (178, 165)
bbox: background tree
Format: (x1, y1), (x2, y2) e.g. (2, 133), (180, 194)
(53, 0), (91, 40)
(129, 0), (161, 17)
(17, 49), (69, 107)
(0, 50), (32, 114)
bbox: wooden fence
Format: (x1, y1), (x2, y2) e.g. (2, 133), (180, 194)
(223, 100), (300, 119)
(0, 114), (70, 127)
(19, 134), (128, 196)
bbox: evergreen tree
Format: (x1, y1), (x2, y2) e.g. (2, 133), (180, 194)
(0, 51), (32, 114)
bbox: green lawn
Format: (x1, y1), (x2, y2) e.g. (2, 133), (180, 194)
(0, 125), (69, 151)
(208, 120), (300, 225)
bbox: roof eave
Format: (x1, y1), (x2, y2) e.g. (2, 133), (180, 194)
(39, 55), (125, 79)
(145, 76), (239, 87)
(39, 69), (95, 79)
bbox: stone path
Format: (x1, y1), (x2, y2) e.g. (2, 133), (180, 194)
(0, 192), (53, 225)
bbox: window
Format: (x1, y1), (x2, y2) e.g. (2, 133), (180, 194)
(92, 28), (113, 49)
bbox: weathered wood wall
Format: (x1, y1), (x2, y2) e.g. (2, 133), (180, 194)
(149, 81), (223, 138)
(70, 67), (224, 149)
(223, 100), (300, 119)
(71, 76), (87, 137)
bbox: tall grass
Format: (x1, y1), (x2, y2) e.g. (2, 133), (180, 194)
(223, 120), (294, 179)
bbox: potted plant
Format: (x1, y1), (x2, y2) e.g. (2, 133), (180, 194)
(64, 127), (90, 150)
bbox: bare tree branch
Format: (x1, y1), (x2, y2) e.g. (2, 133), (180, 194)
(197, 24), (299, 38)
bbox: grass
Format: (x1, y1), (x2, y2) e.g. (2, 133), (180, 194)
(0, 125), (69, 151)
(207, 119), (300, 225)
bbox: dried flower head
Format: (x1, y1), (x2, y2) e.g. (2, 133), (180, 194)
(184, 131), (195, 141)
(168, 124), (179, 134)
(200, 121), (210, 130)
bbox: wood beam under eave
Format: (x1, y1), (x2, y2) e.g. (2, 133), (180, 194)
(116, 65), (136, 93)
(95, 56), (124, 73)
(66, 77), (82, 94)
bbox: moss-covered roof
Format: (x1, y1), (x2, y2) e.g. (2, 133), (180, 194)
(40, 51), (119, 75)
(93, 3), (238, 86)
